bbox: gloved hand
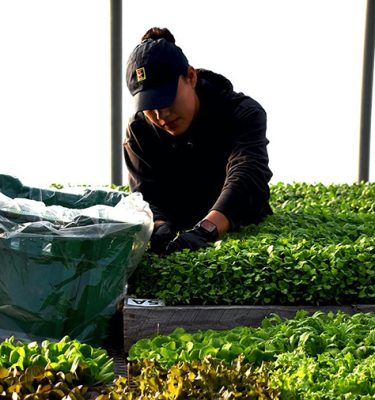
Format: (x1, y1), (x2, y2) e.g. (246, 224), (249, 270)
(149, 222), (176, 255)
(166, 220), (219, 254)
(165, 228), (209, 254)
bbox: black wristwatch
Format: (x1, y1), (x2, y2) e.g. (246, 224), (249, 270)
(194, 219), (219, 241)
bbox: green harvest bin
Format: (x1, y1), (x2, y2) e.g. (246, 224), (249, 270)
(0, 175), (152, 345)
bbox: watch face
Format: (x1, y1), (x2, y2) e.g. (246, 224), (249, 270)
(200, 219), (217, 233)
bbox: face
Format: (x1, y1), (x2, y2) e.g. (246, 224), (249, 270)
(143, 67), (200, 136)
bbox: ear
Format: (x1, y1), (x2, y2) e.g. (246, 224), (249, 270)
(186, 66), (197, 88)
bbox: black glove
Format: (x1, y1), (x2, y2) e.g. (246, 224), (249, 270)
(149, 222), (176, 255)
(166, 220), (219, 254)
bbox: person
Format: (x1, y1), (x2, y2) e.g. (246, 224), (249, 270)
(124, 27), (273, 255)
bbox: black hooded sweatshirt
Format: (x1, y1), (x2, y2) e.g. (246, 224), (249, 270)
(123, 69), (273, 230)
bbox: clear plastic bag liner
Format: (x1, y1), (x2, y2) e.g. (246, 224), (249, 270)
(0, 175), (153, 345)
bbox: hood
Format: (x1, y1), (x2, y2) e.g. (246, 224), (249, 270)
(196, 69), (234, 97)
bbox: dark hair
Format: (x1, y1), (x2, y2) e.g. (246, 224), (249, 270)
(141, 27), (176, 43)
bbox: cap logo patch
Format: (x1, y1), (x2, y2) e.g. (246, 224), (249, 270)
(136, 67), (146, 82)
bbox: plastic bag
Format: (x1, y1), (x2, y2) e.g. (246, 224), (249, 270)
(0, 174), (153, 345)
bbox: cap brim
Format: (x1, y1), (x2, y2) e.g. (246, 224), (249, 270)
(133, 81), (178, 112)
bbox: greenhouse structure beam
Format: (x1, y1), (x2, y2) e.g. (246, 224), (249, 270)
(111, 0), (123, 185)
(359, 0), (375, 182)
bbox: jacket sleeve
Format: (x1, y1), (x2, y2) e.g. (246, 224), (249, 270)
(210, 102), (273, 228)
(123, 123), (171, 223)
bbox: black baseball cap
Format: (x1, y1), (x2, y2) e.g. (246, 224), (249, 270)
(126, 38), (189, 112)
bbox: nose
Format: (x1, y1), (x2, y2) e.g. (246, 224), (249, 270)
(155, 107), (170, 120)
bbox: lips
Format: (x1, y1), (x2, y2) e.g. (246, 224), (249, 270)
(163, 118), (179, 130)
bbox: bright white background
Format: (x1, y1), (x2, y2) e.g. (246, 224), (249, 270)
(0, 0), (373, 187)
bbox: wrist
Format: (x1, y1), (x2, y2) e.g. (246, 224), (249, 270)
(154, 220), (168, 228)
(206, 210), (230, 234)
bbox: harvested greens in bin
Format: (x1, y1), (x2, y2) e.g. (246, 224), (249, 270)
(0, 175), (153, 345)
